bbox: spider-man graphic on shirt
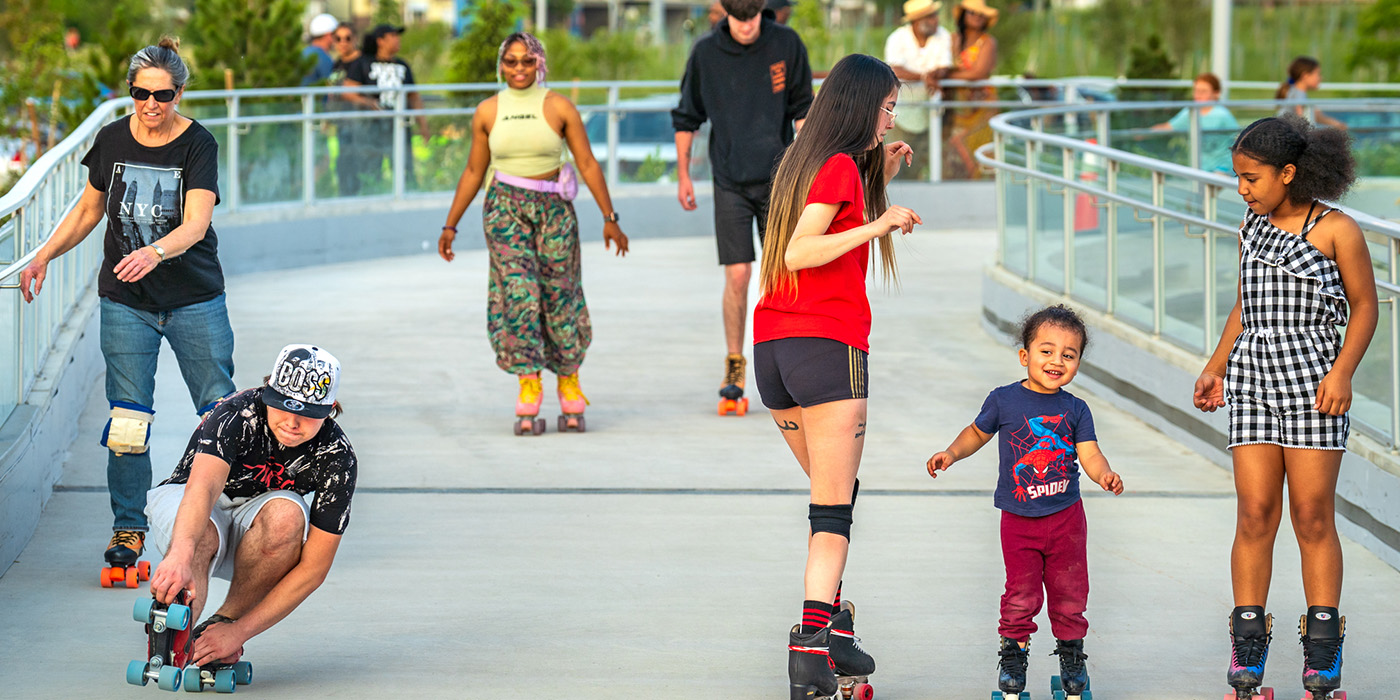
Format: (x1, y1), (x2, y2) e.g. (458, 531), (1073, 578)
(1007, 414), (1076, 502)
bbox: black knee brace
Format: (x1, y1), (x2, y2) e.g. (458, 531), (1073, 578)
(809, 503), (854, 540)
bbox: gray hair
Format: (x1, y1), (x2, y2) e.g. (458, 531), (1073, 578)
(127, 37), (189, 88)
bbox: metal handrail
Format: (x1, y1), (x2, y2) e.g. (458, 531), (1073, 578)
(977, 97), (1400, 450)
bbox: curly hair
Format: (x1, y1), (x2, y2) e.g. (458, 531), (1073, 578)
(497, 32), (548, 87)
(1019, 304), (1089, 355)
(1231, 113), (1355, 205)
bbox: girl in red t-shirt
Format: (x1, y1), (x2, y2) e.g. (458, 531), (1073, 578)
(753, 53), (921, 699)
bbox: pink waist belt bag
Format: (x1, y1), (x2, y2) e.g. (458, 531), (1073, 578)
(493, 163), (578, 201)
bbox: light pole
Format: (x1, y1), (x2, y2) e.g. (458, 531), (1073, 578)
(1211, 0), (1232, 97)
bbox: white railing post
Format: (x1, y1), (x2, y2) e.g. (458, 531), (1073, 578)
(1062, 146), (1074, 295)
(606, 85), (620, 186)
(302, 93), (315, 206)
(929, 92), (943, 184)
(392, 89), (407, 199)
(1105, 160), (1118, 315)
(1188, 105), (1202, 171)
(1152, 171), (1165, 336)
(227, 96), (241, 212)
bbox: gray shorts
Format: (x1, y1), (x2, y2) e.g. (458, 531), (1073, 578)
(145, 483), (310, 581)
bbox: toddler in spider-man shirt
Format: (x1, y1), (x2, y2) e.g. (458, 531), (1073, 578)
(926, 304), (1123, 698)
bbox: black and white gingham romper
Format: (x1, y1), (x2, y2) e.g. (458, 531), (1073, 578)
(1226, 203), (1350, 450)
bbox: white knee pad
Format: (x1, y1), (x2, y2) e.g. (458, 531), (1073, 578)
(101, 401), (155, 455)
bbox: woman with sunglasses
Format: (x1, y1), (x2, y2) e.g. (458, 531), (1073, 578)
(438, 32), (629, 435)
(755, 53), (917, 699)
(18, 37), (236, 582)
(327, 23), (366, 196)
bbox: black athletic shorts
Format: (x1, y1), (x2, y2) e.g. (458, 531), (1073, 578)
(714, 181), (770, 265)
(754, 337), (869, 410)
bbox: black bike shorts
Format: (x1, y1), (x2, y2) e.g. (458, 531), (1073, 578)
(754, 337), (868, 410)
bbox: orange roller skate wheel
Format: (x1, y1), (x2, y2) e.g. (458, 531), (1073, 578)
(100, 568), (114, 588)
(125, 569), (140, 588)
(137, 560), (151, 581)
(736, 398), (749, 416)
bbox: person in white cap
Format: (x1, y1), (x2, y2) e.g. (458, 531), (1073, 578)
(146, 344), (358, 668)
(301, 12), (339, 85)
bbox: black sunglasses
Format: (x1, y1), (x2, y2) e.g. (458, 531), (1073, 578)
(129, 85), (178, 103)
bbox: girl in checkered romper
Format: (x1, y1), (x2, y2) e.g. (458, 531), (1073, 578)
(1194, 114), (1377, 699)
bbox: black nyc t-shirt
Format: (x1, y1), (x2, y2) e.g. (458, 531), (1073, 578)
(83, 116), (225, 312)
(344, 56), (417, 109)
(161, 389), (359, 536)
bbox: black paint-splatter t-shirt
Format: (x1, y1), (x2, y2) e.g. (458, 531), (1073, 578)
(161, 389), (357, 535)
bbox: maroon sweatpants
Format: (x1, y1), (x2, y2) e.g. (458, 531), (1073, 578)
(998, 499), (1089, 642)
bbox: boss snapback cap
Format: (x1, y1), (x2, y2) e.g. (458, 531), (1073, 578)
(262, 344), (341, 419)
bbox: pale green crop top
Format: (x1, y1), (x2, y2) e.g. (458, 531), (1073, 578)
(488, 84), (565, 177)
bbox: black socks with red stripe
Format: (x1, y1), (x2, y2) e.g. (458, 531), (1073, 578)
(801, 600), (836, 634)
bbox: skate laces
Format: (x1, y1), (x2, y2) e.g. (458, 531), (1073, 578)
(518, 375), (542, 403)
(1301, 635), (1342, 671)
(109, 530), (144, 549)
(724, 354), (745, 386)
(1052, 643), (1087, 675)
(1233, 634), (1270, 668)
(557, 374), (590, 405)
(998, 642), (1028, 671)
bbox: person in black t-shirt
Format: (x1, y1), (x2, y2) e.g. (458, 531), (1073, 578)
(147, 344), (357, 668)
(19, 38), (236, 573)
(672, 0), (813, 412)
(342, 23), (430, 192)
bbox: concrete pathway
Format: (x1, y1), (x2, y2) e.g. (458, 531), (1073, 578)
(2, 229), (1397, 698)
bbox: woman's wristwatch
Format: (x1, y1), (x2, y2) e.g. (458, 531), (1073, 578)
(604, 211), (620, 224)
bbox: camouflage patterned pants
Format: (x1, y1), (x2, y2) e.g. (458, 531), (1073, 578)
(484, 180), (591, 376)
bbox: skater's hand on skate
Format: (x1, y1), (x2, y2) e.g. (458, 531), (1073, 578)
(875, 205), (921, 237)
(150, 557), (197, 606)
(1192, 370), (1225, 412)
(926, 451), (954, 478)
(1315, 370), (1352, 416)
(191, 620), (247, 667)
(677, 176), (697, 211)
(883, 140), (914, 181)
(603, 221), (629, 256)
(438, 227), (457, 262)
(1097, 469), (1124, 495)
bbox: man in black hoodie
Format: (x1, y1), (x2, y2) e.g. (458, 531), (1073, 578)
(673, 0), (813, 410)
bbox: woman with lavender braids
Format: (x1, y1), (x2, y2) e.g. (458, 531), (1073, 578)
(438, 32), (629, 435)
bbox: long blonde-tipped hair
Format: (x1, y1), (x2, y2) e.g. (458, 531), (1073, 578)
(760, 54), (901, 299)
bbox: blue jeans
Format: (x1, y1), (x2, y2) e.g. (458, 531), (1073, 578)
(101, 295), (236, 531)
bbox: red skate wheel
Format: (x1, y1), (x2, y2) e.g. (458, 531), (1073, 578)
(138, 560), (151, 581)
(1333, 692), (1346, 700)
(853, 683), (874, 700)
(1260, 688), (1273, 700)
(736, 398), (748, 416)
(125, 568), (140, 588)
(100, 568), (114, 587)
(716, 400), (727, 416)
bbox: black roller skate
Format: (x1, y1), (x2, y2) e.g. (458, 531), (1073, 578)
(1299, 607), (1345, 700)
(789, 624), (839, 700)
(994, 636), (1031, 700)
(829, 601), (875, 699)
(1051, 638), (1091, 700)
(1227, 606), (1274, 700)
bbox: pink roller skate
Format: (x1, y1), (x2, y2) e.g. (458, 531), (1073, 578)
(514, 374), (546, 436)
(557, 373), (589, 433)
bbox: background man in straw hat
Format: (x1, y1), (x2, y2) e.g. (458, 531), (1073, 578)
(883, 0), (953, 180)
